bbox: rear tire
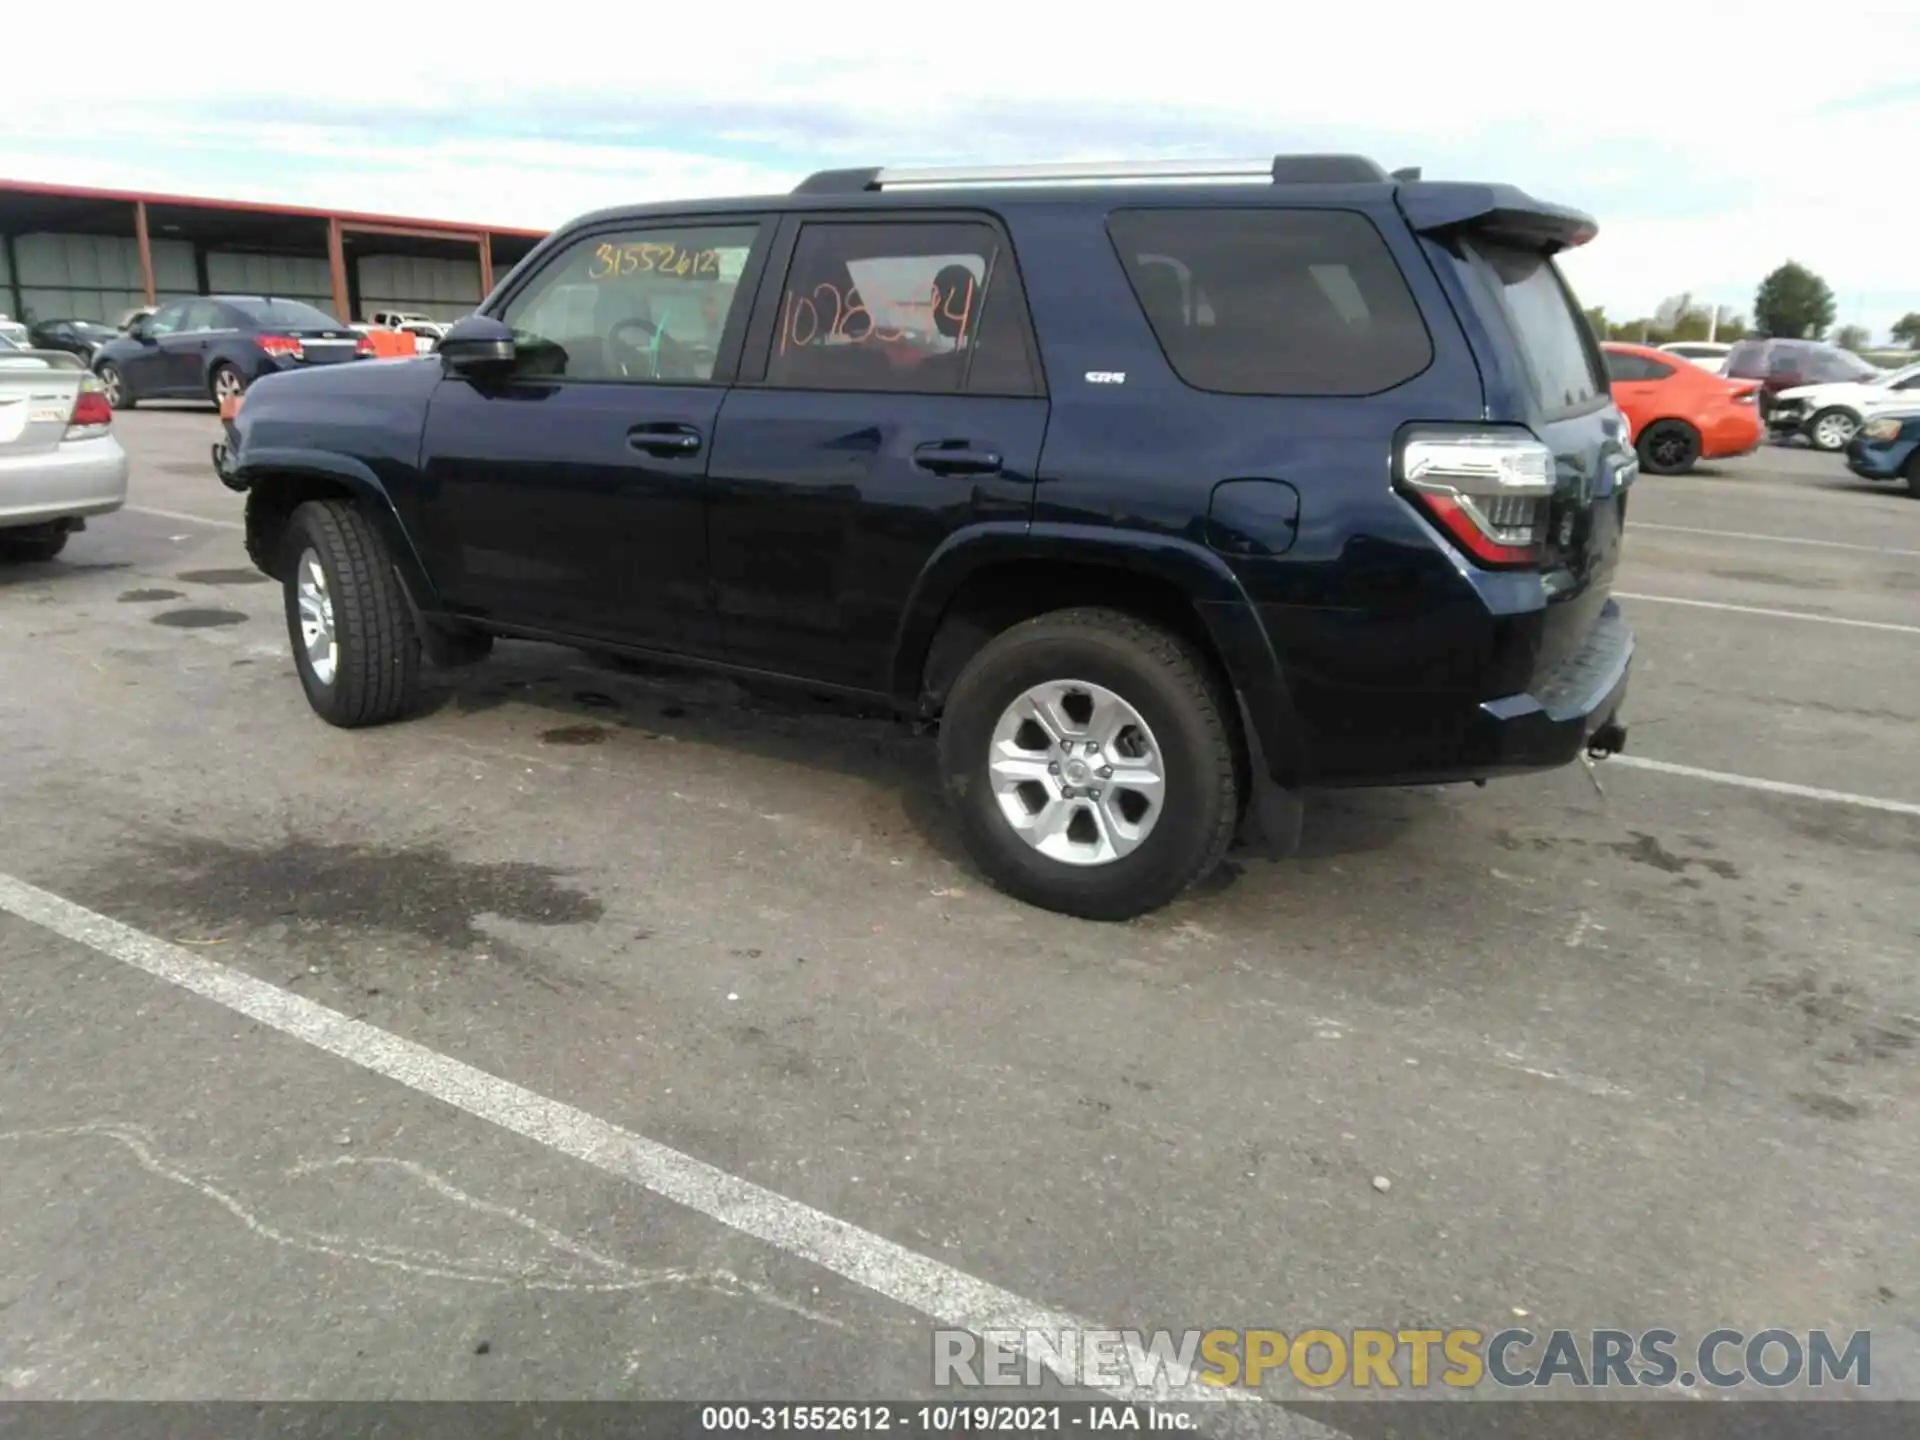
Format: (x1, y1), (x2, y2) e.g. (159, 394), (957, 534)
(937, 607), (1242, 921)
(1807, 407), (1860, 452)
(1905, 452), (1920, 499)
(281, 500), (421, 727)
(1636, 419), (1701, 475)
(0, 523), (69, 562)
(97, 363), (134, 410)
(209, 363), (245, 407)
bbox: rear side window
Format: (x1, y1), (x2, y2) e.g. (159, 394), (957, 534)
(762, 221), (1043, 396)
(1603, 351), (1673, 382)
(1108, 209), (1432, 396)
(1462, 239), (1605, 416)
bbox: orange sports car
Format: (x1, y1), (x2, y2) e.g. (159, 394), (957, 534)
(1602, 341), (1763, 474)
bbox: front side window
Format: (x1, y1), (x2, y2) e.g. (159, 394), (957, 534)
(761, 221), (1041, 396)
(179, 300), (224, 333)
(501, 224), (759, 383)
(146, 302), (187, 336)
(1109, 209), (1432, 396)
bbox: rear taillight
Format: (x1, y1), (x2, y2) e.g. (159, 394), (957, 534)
(355, 334), (376, 356)
(258, 334), (303, 358)
(1398, 427), (1554, 568)
(66, 376), (112, 440)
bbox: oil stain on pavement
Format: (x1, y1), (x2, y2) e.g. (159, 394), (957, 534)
(118, 589), (185, 603)
(89, 834), (605, 954)
(151, 609), (248, 629)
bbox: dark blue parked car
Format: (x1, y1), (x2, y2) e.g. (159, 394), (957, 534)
(94, 294), (369, 410)
(215, 153), (1635, 919)
(1844, 409), (1920, 494)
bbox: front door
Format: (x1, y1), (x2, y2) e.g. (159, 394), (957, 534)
(705, 216), (1049, 693)
(121, 299), (186, 398)
(164, 298), (226, 396)
(411, 218), (769, 651)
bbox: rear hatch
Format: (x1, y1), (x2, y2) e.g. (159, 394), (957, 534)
(1398, 189), (1631, 683)
(0, 352), (85, 458)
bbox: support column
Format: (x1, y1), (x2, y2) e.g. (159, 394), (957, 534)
(192, 241), (211, 297)
(2, 233), (23, 323)
(326, 217), (350, 322)
(134, 201), (156, 306)
(478, 232), (495, 301)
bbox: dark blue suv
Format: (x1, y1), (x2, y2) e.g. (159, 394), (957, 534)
(217, 153), (1635, 920)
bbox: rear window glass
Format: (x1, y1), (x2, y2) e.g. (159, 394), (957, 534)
(1464, 239), (1604, 415)
(228, 298), (342, 329)
(1107, 209), (1432, 396)
(1724, 341), (1767, 377)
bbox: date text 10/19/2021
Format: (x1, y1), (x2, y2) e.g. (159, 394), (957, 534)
(700, 1406), (1191, 1433)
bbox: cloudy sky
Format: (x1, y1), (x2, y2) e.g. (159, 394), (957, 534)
(7, 3), (1916, 339)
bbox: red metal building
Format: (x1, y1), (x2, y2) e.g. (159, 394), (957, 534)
(0, 178), (546, 326)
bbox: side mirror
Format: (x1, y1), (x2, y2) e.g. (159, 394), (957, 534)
(439, 315), (516, 376)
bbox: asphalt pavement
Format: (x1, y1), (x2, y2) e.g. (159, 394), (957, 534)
(2, 405), (1917, 1428)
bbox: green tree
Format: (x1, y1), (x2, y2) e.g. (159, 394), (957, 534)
(1833, 323), (1871, 352)
(1714, 310), (1751, 342)
(1891, 312), (1920, 349)
(1583, 305), (1609, 340)
(1753, 261), (1836, 339)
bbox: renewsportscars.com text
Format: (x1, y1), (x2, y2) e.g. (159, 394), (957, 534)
(932, 1327), (1871, 1392)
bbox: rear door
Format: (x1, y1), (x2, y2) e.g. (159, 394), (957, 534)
(1442, 235), (1628, 673)
(412, 216), (769, 649)
(167, 299), (228, 393)
(704, 214), (1048, 692)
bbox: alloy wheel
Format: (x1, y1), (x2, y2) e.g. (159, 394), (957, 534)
(987, 679), (1165, 866)
(295, 548), (337, 686)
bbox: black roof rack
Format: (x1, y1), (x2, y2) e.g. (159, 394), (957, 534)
(791, 154), (1406, 195)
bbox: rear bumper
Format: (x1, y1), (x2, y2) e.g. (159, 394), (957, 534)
(1463, 600), (1632, 776)
(1299, 600), (1634, 788)
(1702, 408), (1763, 459)
(0, 434), (129, 526)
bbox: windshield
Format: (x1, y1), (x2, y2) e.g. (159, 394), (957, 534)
(229, 298), (343, 330)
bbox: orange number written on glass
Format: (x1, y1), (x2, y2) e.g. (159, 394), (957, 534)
(778, 274), (977, 355)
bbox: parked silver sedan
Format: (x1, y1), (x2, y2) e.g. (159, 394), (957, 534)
(0, 348), (128, 561)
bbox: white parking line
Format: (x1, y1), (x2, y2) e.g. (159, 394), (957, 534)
(1629, 522), (1920, 559)
(0, 871), (1323, 1437)
(1615, 592), (1920, 635)
(125, 504), (244, 532)
(1611, 756), (1920, 819)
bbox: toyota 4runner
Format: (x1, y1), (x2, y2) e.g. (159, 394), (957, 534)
(216, 152), (1635, 921)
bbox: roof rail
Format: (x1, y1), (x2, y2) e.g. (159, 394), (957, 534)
(790, 154), (1395, 195)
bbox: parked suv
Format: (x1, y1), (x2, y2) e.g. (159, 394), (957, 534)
(93, 295), (371, 409)
(1722, 337), (1882, 430)
(214, 153), (1635, 920)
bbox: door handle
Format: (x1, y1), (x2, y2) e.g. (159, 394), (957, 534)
(913, 441), (1003, 476)
(628, 423), (703, 458)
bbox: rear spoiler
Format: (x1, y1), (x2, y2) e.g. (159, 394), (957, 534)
(1395, 182), (1598, 253)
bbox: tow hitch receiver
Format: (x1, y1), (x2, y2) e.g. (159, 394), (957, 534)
(1587, 720), (1628, 760)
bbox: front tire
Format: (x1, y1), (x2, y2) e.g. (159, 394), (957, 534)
(937, 607), (1242, 921)
(1637, 419), (1701, 475)
(1807, 407), (1860, 453)
(281, 500), (421, 727)
(0, 523), (69, 562)
(97, 363), (134, 410)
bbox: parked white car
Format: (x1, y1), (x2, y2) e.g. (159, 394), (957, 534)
(1658, 341), (1732, 373)
(1766, 361), (1920, 451)
(0, 350), (127, 561)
